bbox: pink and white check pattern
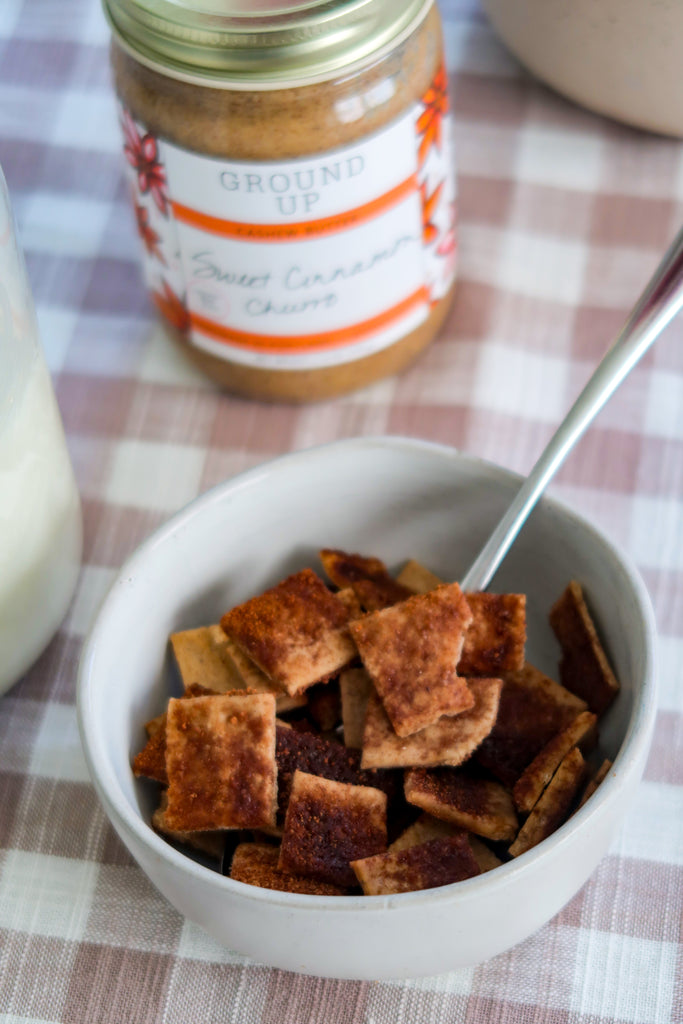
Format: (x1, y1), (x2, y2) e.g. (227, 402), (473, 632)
(0, 0), (681, 1020)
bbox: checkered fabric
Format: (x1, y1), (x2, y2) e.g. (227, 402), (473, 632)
(1, 0), (682, 1020)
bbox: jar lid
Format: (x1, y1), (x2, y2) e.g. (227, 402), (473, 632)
(104, 0), (432, 88)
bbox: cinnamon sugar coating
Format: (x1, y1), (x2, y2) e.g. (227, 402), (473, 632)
(549, 581), (620, 715)
(475, 663), (587, 788)
(133, 555), (617, 896)
(509, 747), (587, 857)
(275, 725), (396, 822)
(350, 583), (474, 737)
(352, 834), (480, 895)
(230, 842), (346, 895)
(133, 682), (218, 784)
(361, 677), (503, 769)
(459, 593), (527, 677)
(279, 771), (387, 888)
(513, 709), (597, 814)
(221, 569), (357, 696)
(165, 692), (277, 832)
(320, 549), (414, 612)
(404, 768), (518, 842)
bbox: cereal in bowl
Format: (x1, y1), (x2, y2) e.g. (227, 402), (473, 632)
(132, 552), (619, 896)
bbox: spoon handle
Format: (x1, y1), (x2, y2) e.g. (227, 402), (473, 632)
(460, 224), (683, 592)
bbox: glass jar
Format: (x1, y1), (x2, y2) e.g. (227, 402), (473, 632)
(105, 0), (457, 401)
(0, 167), (83, 696)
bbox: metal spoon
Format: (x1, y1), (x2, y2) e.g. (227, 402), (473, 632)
(461, 224), (683, 592)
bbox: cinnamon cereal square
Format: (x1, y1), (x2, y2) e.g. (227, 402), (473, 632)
(475, 663), (588, 788)
(320, 549), (413, 611)
(509, 747), (587, 857)
(513, 709), (597, 814)
(361, 677), (502, 769)
(459, 593), (527, 676)
(165, 692), (277, 831)
(222, 633), (306, 713)
(396, 559), (443, 594)
(388, 812), (459, 853)
(549, 581), (620, 715)
(404, 767), (518, 842)
(230, 842), (346, 895)
(144, 711), (166, 738)
(389, 814), (502, 873)
(170, 625), (242, 692)
(306, 680), (342, 732)
(395, 563), (527, 677)
(152, 791), (225, 860)
(133, 724), (168, 784)
(334, 587), (364, 620)
(352, 834), (480, 895)
(278, 771), (387, 888)
(221, 569), (357, 696)
(133, 683), (220, 784)
(340, 667), (373, 749)
(349, 583), (474, 737)
(577, 757), (612, 809)
(275, 725), (392, 821)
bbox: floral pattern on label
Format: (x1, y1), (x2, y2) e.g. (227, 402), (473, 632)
(119, 63), (456, 371)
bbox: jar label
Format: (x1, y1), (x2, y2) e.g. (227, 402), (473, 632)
(120, 65), (456, 371)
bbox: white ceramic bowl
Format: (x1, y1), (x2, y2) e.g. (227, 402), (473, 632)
(77, 437), (656, 979)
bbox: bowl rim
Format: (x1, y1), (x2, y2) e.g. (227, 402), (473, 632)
(77, 434), (658, 912)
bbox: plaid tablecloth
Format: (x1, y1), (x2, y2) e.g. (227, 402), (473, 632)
(1, 0), (682, 1020)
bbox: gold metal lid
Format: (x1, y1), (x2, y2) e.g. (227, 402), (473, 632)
(103, 0), (432, 88)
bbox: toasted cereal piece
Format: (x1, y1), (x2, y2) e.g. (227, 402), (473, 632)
(396, 559), (443, 594)
(350, 584), (474, 738)
(320, 549), (414, 611)
(469, 835), (503, 872)
(165, 692), (277, 832)
(334, 587), (364, 620)
(133, 683), (219, 784)
(405, 768), (518, 842)
(352, 834), (480, 895)
(577, 758), (612, 809)
(340, 667), (373, 748)
(221, 569), (357, 697)
(170, 625), (243, 693)
(133, 723), (168, 783)
(475, 663), (588, 788)
(230, 842), (346, 895)
(275, 724), (393, 821)
(152, 791), (225, 860)
(222, 633), (306, 713)
(550, 581), (620, 716)
(509, 747), (587, 857)
(279, 771), (387, 888)
(361, 677), (502, 769)
(459, 593), (527, 676)
(183, 682), (220, 698)
(390, 812), (503, 873)
(398, 571), (528, 676)
(513, 710), (598, 814)
(144, 712), (166, 739)
(306, 680), (341, 732)
(389, 812), (460, 852)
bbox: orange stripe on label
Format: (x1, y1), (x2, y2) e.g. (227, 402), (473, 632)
(172, 174), (418, 242)
(191, 287), (430, 353)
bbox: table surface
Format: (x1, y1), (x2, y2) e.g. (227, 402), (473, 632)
(1, 1), (682, 1021)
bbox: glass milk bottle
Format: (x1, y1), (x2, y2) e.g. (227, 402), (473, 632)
(0, 166), (82, 695)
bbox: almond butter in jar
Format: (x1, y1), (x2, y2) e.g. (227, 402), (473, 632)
(105, 0), (457, 402)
